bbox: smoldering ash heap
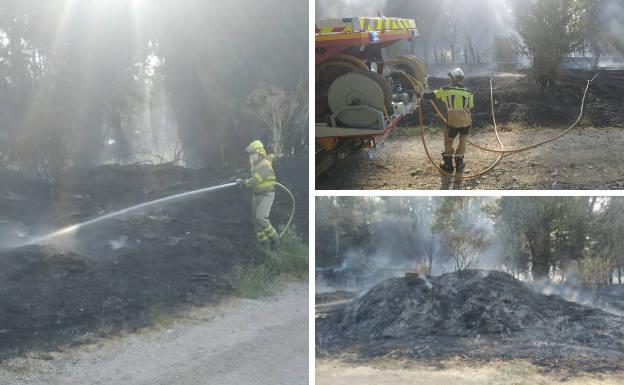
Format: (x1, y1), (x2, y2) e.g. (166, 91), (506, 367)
(317, 270), (624, 371)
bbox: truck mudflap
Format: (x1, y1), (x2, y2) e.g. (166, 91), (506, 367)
(367, 111), (407, 159)
(367, 132), (388, 159)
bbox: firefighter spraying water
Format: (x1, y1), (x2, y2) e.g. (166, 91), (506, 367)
(315, 15), (607, 190)
(237, 140), (281, 249)
(16, 141), (295, 251)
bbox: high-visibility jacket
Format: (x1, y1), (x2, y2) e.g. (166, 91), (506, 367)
(245, 157), (276, 193)
(433, 85), (474, 128)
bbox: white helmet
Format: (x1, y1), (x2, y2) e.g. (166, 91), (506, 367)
(448, 67), (465, 79)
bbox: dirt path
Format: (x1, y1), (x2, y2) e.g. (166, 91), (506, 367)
(317, 127), (624, 190)
(316, 359), (624, 385)
(0, 283), (308, 385)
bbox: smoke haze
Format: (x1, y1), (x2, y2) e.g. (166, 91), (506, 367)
(316, 0), (387, 19)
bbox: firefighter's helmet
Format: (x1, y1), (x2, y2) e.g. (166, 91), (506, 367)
(246, 140), (267, 156)
(448, 68), (465, 80)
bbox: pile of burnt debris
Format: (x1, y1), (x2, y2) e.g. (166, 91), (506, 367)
(316, 270), (624, 372)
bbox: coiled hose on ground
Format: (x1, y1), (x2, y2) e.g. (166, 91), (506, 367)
(419, 73), (599, 180)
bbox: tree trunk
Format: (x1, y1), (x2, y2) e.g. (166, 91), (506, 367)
(110, 105), (132, 163)
(467, 35), (476, 64)
(534, 52), (560, 89)
(333, 219), (340, 259)
(165, 60), (222, 168)
(529, 226), (550, 281)
(591, 283), (599, 304)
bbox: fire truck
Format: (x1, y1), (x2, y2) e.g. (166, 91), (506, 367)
(315, 17), (428, 177)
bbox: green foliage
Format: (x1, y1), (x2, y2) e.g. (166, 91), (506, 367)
(267, 228), (309, 278)
(232, 229), (308, 299)
(432, 197), (489, 274)
(487, 197), (583, 279)
(232, 264), (275, 299)
(315, 196), (381, 267)
(319, 197), (624, 283)
(512, 0), (586, 81)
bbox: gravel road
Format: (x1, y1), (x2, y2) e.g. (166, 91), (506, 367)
(0, 283), (308, 385)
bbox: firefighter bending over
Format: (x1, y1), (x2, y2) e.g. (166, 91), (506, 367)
(238, 140), (279, 248)
(423, 68), (474, 175)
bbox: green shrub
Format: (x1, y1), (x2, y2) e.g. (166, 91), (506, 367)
(232, 228), (308, 298)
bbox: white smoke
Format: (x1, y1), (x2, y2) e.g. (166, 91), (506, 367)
(316, 0), (387, 19)
(531, 281), (624, 317)
(0, 220), (30, 249)
(109, 235), (129, 250)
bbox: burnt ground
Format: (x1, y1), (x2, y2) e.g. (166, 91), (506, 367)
(316, 270), (624, 374)
(317, 70), (624, 190)
(422, 70), (624, 128)
(0, 155), (307, 360)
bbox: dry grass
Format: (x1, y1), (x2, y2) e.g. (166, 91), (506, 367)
(316, 359), (624, 385)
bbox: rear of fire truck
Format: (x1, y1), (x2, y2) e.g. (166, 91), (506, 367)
(315, 16), (428, 178)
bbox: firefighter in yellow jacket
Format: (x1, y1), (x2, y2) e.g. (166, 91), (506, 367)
(237, 140), (279, 248)
(423, 68), (474, 175)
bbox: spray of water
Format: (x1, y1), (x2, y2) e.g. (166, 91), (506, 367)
(16, 182), (238, 248)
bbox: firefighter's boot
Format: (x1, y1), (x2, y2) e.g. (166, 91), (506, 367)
(455, 156), (465, 175)
(440, 154), (454, 174)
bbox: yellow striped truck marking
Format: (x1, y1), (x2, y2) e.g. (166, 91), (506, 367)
(316, 17), (417, 34)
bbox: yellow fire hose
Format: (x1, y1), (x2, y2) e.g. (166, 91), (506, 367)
(420, 79), (504, 179)
(275, 182), (295, 238)
(319, 58), (598, 180)
(399, 71), (503, 179)
(418, 73), (599, 180)
(428, 73), (600, 154)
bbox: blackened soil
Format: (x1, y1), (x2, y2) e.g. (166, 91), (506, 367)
(413, 70), (624, 128)
(0, 157), (306, 360)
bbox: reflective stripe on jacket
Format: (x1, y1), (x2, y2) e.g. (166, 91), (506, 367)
(245, 157), (276, 193)
(433, 85), (474, 128)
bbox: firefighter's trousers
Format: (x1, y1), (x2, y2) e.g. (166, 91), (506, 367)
(443, 126), (470, 157)
(252, 191), (278, 242)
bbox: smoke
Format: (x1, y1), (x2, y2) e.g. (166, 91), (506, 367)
(316, 0), (387, 19)
(600, 0), (624, 59)
(316, 213), (437, 293)
(316, 205), (502, 294)
(0, 220), (30, 250)
(109, 235), (129, 250)
(315, 196), (550, 294)
(530, 281), (624, 317)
